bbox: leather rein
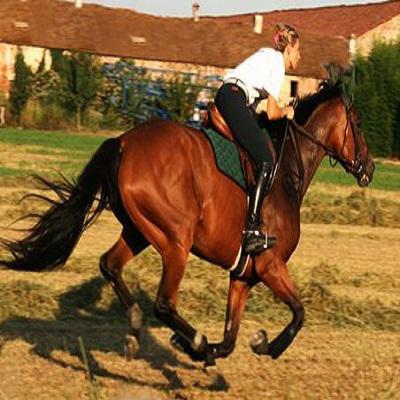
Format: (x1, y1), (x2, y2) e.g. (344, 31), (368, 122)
(284, 98), (364, 196)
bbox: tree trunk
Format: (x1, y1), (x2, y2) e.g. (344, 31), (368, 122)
(76, 106), (81, 131)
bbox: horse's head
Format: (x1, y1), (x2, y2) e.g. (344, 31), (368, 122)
(301, 64), (375, 187)
(326, 97), (375, 187)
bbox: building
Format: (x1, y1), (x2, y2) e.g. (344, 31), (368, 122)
(209, 0), (400, 57)
(0, 0), (399, 102)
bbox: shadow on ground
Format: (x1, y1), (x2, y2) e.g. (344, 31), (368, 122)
(0, 276), (229, 391)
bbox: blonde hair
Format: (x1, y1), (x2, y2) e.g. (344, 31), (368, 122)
(273, 23), (299, 52)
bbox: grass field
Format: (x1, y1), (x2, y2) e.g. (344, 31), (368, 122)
(1, 127), (400, 191)
(0, 128), (399, 399)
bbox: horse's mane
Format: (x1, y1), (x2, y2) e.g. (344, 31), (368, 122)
(294, 64), (353, 125)
(294, 82), (342, 125)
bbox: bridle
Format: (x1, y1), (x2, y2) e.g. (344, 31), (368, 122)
(275, 96), (366, 198)
(289, 96), (365, 181)
(268, 93), (368, 199)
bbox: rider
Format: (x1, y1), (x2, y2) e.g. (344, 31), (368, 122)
(215, 23), (301, 254)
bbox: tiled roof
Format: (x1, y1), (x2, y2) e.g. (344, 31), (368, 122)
(204, 0), (400, 38)
(0, 0), (349, 79)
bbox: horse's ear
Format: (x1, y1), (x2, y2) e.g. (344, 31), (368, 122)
(324, 63), (355, 107)
(345, 66), (356, 105)
(324, 63), (345, 86)
(340, 66), (356, 107)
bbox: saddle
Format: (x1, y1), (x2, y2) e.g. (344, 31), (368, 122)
(204, 103), (255, 188)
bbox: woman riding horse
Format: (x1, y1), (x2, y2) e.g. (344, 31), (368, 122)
(0, 65), (375, 366)
(215, 23), (301, 255)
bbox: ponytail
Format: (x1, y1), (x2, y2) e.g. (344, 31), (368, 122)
(273, 23), (299, 52)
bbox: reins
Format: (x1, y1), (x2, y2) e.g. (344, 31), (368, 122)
(290, 120), (335, 157)
(288, 101), (364, 183)
(266, 89), (364, 197)
(268, 117), (291, 190)
(287, 121), (306, 196)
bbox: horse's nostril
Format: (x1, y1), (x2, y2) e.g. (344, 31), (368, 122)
(358, 173), (371, 187)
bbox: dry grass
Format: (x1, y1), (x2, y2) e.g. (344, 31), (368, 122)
(0, 209), (399, 399)
(302, 185), (400, 227)
(0, 144), (399, 399)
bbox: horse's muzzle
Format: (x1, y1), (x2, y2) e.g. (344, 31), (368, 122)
(357, 159), (375, 187)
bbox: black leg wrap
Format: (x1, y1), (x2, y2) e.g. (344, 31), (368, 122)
(267, 312), (304, 359)
(170, 333), (215, 365)
(212, 339), (235, 360)
(230, 254), (250, 279)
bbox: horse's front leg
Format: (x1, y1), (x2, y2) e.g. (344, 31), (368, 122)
(154, 245), (215, 363)
(170, 276), (252, 366)
(251, 259), (304, 359)
(160, 244), (252, 366)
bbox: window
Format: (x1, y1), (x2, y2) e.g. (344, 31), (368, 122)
(290, 80), (298, 98)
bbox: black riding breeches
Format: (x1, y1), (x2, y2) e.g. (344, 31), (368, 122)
(215, 83), (275, 166)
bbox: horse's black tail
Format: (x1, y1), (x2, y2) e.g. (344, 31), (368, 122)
(0, 137), (121, 271)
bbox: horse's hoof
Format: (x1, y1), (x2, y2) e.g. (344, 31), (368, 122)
(124, 334), (139, 360)
(250, 329), (269, 355)
(170, 333), (208, 362)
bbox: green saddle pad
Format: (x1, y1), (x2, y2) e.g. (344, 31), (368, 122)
(202, 127), (246, 190)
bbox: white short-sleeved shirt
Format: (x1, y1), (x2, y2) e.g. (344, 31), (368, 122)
(224, 48), (285, 102)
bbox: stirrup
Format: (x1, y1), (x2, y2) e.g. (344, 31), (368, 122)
(243, 229), (277, 254)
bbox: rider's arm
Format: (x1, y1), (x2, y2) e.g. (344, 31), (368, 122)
(266, 95), (294, 120)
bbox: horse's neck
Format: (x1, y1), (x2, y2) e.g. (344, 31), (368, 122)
(284, 101), (335, 202)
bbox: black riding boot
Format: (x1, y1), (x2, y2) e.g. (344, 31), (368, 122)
(243, 161), (277, 254)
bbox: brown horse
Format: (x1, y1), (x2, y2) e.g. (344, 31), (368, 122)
(0, 74), (375, 366)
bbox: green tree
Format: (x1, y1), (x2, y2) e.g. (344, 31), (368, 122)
(30, 53), (66, 130)
(32, 51), (60, 107)
(354, 39), (400, 157)
(0, 90), (7, 107)
(50, 49), (69, 80)
(51, 51), (103, 130)
(102, 60), (150, 127)
(390, 39), (400, 158)
(9, 49), (32, 125)
(103, 63), (213, 127)
(155, 74), (203, 122)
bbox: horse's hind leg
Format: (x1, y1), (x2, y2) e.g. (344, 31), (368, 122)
(100, 226), (149, 343)
(154, 244), (214, 364)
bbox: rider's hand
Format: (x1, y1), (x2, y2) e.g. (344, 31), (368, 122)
(284, 106), (295, 120)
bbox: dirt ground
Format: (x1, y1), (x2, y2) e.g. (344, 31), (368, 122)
(0, 187), (399, 399)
